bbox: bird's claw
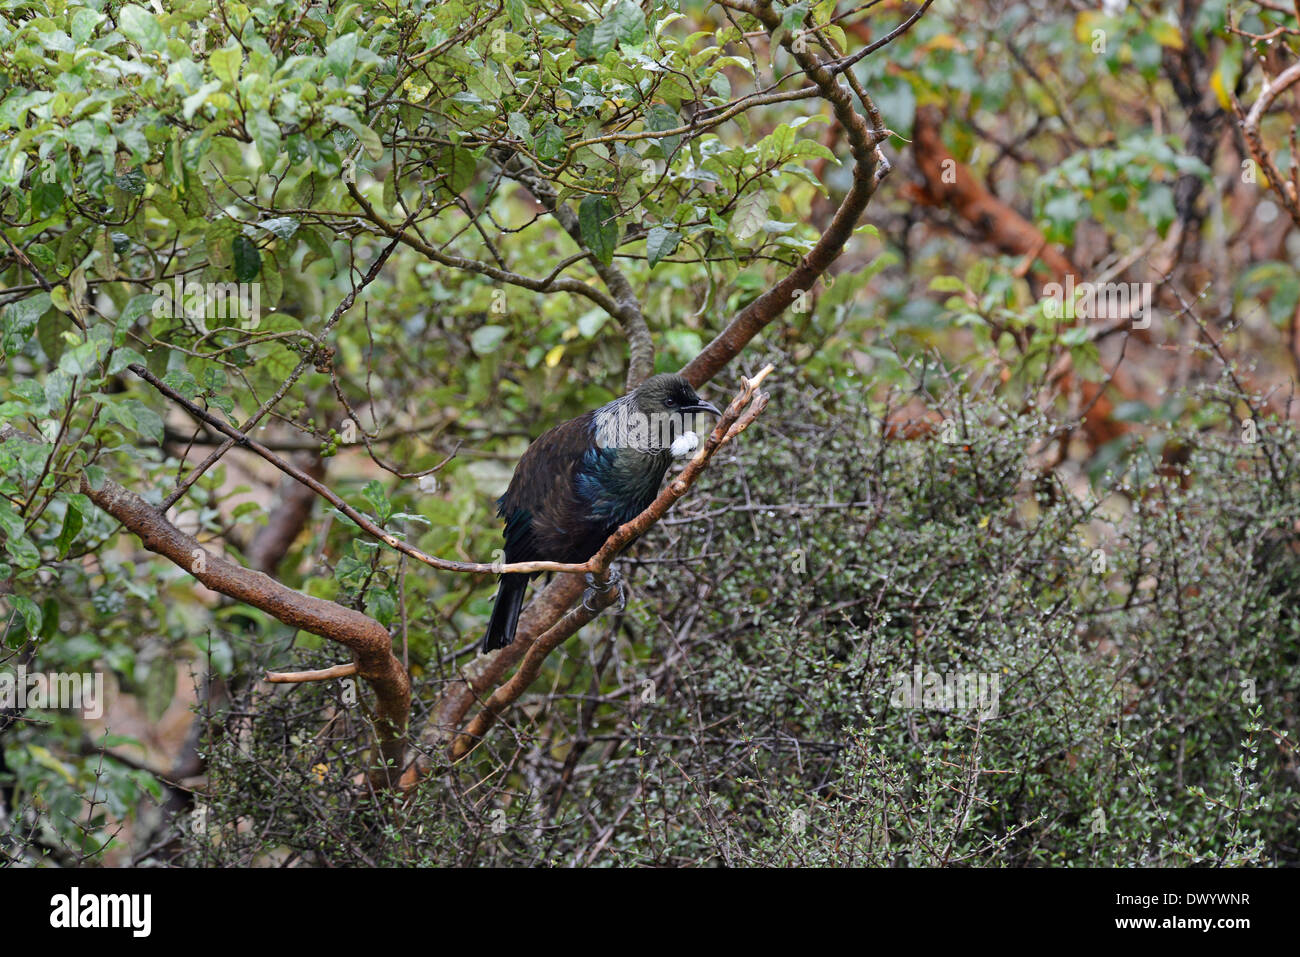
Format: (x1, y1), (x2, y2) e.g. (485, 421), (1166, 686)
(611, 568), (627, 612)
(583, 568), (626, 612)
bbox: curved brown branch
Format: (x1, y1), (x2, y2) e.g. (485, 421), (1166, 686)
(447, 579), (619, 761)
(1235, 59), (1300, 228)
(79, 474), (409, 787)
(417, 573), (587, 777)
(909, 105), (1075, 277)
(266, 662), (359, 684)
(908, 103), (1139, 450)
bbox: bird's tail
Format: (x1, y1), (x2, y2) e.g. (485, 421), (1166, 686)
(482, 573), (529, 652)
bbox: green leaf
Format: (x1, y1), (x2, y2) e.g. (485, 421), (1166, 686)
(390, 512), (430, 528)
(250, 111), (281, 170)
(781, 2), (809, 34)
(646, 226), (681, 268)
(55, 501), (83, 559)
(365, 588), (396, 626)
(610, 0), (647, 45)
(435, 146), (476, 193)
(508, 112), (534, 149)
(0, 510), (40, 568)
(7, 595), (42, 636)
(334, 554), (370, 587)
(299, 227), (337, 273)
(58, 338), (103, 377)
(325, 32), (359, 78)
(27, 745), (73, 781)
(113, 168), (145, 194)
(38, 596), (58, 640)
(108, 398), (164, 442)
(141, 655), (176, 723)
(929, 275), (967, 293)
(30, 181), (64, 219)
(116, 294), (156, 342)
(471, 324), (508, 354)
(577, 310), (608, 337)
(182, 81), (222, 122)
(258, 216), (299, 241)
(210, 45), (242, 85)
(646, 104), (682, 157)
(578, 195), (619, 266)
(363, 479), (392, 525)
(792, 138), (837, 162)
(591, 16), (619, 57)
(2, 293), (50, 357)
(118, 4), (164, 49)
(505, 0), (529, 30)
(537, 124), (565, 162)
(324, 105), (383, 160)
(232, 235), (261, 282)
(70, 8), (105, 45)
(84, 465), (106, 491)
(729, 190), (769, 242)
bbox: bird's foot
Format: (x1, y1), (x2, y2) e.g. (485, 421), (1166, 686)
(583, 568), (626, 612)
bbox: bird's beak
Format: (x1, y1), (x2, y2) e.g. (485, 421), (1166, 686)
(684, 400), (722, 416)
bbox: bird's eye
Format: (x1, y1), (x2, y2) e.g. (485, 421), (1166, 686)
(664, 398), (676, 407)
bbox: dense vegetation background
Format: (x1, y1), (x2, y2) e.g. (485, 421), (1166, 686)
(0, 0), (1297, 865)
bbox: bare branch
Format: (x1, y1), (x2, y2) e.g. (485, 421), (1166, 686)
(266, 662), (359, 684)
(1235, 59), (1300, 228)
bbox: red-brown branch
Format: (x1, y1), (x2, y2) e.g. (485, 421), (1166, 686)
(79, 474), (409, 787)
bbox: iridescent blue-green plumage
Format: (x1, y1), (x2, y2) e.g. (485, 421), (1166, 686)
(481, 374), (720, 651)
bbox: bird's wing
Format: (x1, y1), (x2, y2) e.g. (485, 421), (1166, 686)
(497, 411), (596, 561)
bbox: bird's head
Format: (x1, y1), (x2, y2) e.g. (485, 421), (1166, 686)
(594, 374), (722, 453)
(630, 374), (721, 419)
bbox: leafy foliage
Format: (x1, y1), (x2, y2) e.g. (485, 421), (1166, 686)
(1, 0), (1298, 865)
(180, 369), (1297, 866)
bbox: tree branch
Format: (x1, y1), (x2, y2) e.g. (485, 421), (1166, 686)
(1235, 59), (1300, 228)
(344, 178), (628, 319)
(679, 0), (887, 387)
(78, 474), (409, 787)
(266, 662), (359, 684)
(494, 150), (655, 389)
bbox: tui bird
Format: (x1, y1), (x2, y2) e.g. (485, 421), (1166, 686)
(481, 374), (721, 652)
